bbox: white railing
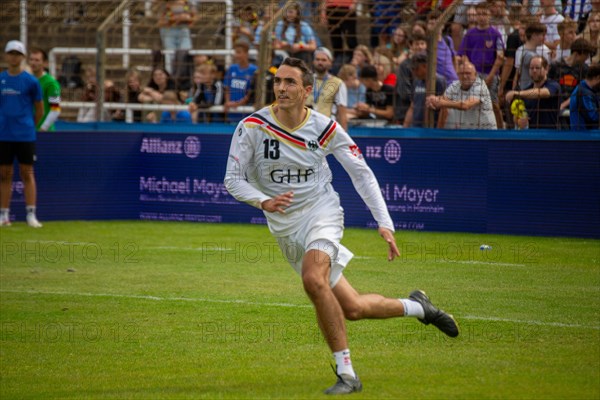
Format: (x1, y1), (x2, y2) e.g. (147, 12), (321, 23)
(49, 47), (259, 78)
(61, 101), (255, 123)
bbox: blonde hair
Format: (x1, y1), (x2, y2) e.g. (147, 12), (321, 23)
(195, 63), (217, 75)
(337, 64), (357, 81)
(161, 90), (180, 104)
(581, 11), (600, 39)
(353, 45), (373, 65)
(581, 11), (600, 63)
(557, 17), (577, 35)
(373, 52), (393, 79)
(126, 67), (142, 83)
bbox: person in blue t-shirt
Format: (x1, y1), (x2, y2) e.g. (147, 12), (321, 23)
(146, 90), (192, 123)
(223, 41), (257, 122)
(570, 64), (600, 130)
(0, 40), (44, 228)
(274, 2), (318, 65)
(403, 53), (447, 128)
(159, 90), (192, 123)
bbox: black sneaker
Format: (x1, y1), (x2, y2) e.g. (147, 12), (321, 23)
(324, 372), (363, 395)
(409, 290), (459, 337)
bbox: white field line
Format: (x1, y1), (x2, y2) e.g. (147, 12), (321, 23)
(23, 240), (95, 246)
(1, 289), (598, 331)
(18, 241), (527, 266)
(461, 315), (600, 329)
(20, 241), (234, 252)
(0, 289), (310, 309)
(150, 246), (234, 251)
(437, 260), (527, 267)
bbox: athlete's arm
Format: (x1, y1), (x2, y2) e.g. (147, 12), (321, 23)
(40, 92), (61, 131)
(224, 122), (272, 209)
(329, 125), (394, 232)
(378, 227), (400, 261)
(261, 191), (294, 214)
(329, 125), (399, 260)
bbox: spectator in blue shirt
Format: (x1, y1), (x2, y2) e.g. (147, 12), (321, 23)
(274, 2), (318, 65)
(338, 63), (366, 121)
(224, 41), (257, 122)
(146, 90), (192, 123)
(403, 53), (447, 128)
(570, 64), (600, 130)
(0, 40), (44, 227)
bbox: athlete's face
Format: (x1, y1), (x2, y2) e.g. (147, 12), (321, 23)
(28, 52), (45, 75)
(273, 64), (311, 110)
(5, 51), (24, 68)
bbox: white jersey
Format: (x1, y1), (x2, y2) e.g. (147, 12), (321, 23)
(224, 105), (394, 237)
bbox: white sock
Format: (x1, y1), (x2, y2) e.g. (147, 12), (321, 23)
(333, 349), (356, 378)
(399, 299), (425, 318)
(26, 206), (36, 215)
(0, 208), (8, 217)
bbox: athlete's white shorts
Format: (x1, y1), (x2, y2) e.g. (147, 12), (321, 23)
(275, 205), (354, 288)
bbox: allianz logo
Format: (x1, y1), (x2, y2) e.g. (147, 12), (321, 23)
(140, 136), (201, 159)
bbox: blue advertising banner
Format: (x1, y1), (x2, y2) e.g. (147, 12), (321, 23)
(10, 131), (140, 221)
(137, 133), (263, 225)
(336, 138), (489, 233)
(7, 126), (600, 238)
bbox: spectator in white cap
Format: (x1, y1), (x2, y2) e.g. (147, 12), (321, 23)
(5, 40), (26, 55)
(1, 40), (45, 227)
(305, 47), (348, 131)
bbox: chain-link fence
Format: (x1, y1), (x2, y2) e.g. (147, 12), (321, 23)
(2, 0), (596, 129)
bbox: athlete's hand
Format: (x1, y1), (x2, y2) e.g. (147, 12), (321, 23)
(261, 191), (294, 214)
(378, 227), (400, 261)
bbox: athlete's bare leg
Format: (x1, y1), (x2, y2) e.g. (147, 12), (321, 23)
(0, 165), (14, 208)
(302, 249), (348, 352)
(333, 275), (405, 320)
(18, 163), (37, 207)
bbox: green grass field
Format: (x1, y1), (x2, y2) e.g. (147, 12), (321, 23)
(1, 221), (599, 399)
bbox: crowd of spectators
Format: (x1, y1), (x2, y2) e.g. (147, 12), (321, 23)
(38, 0), (600, 129)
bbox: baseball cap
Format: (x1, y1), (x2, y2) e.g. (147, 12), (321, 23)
(314, 47), (333, 61)
(5, 40), (26, 55)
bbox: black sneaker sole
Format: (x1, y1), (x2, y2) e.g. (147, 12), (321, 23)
(409, 290), (460, 338)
